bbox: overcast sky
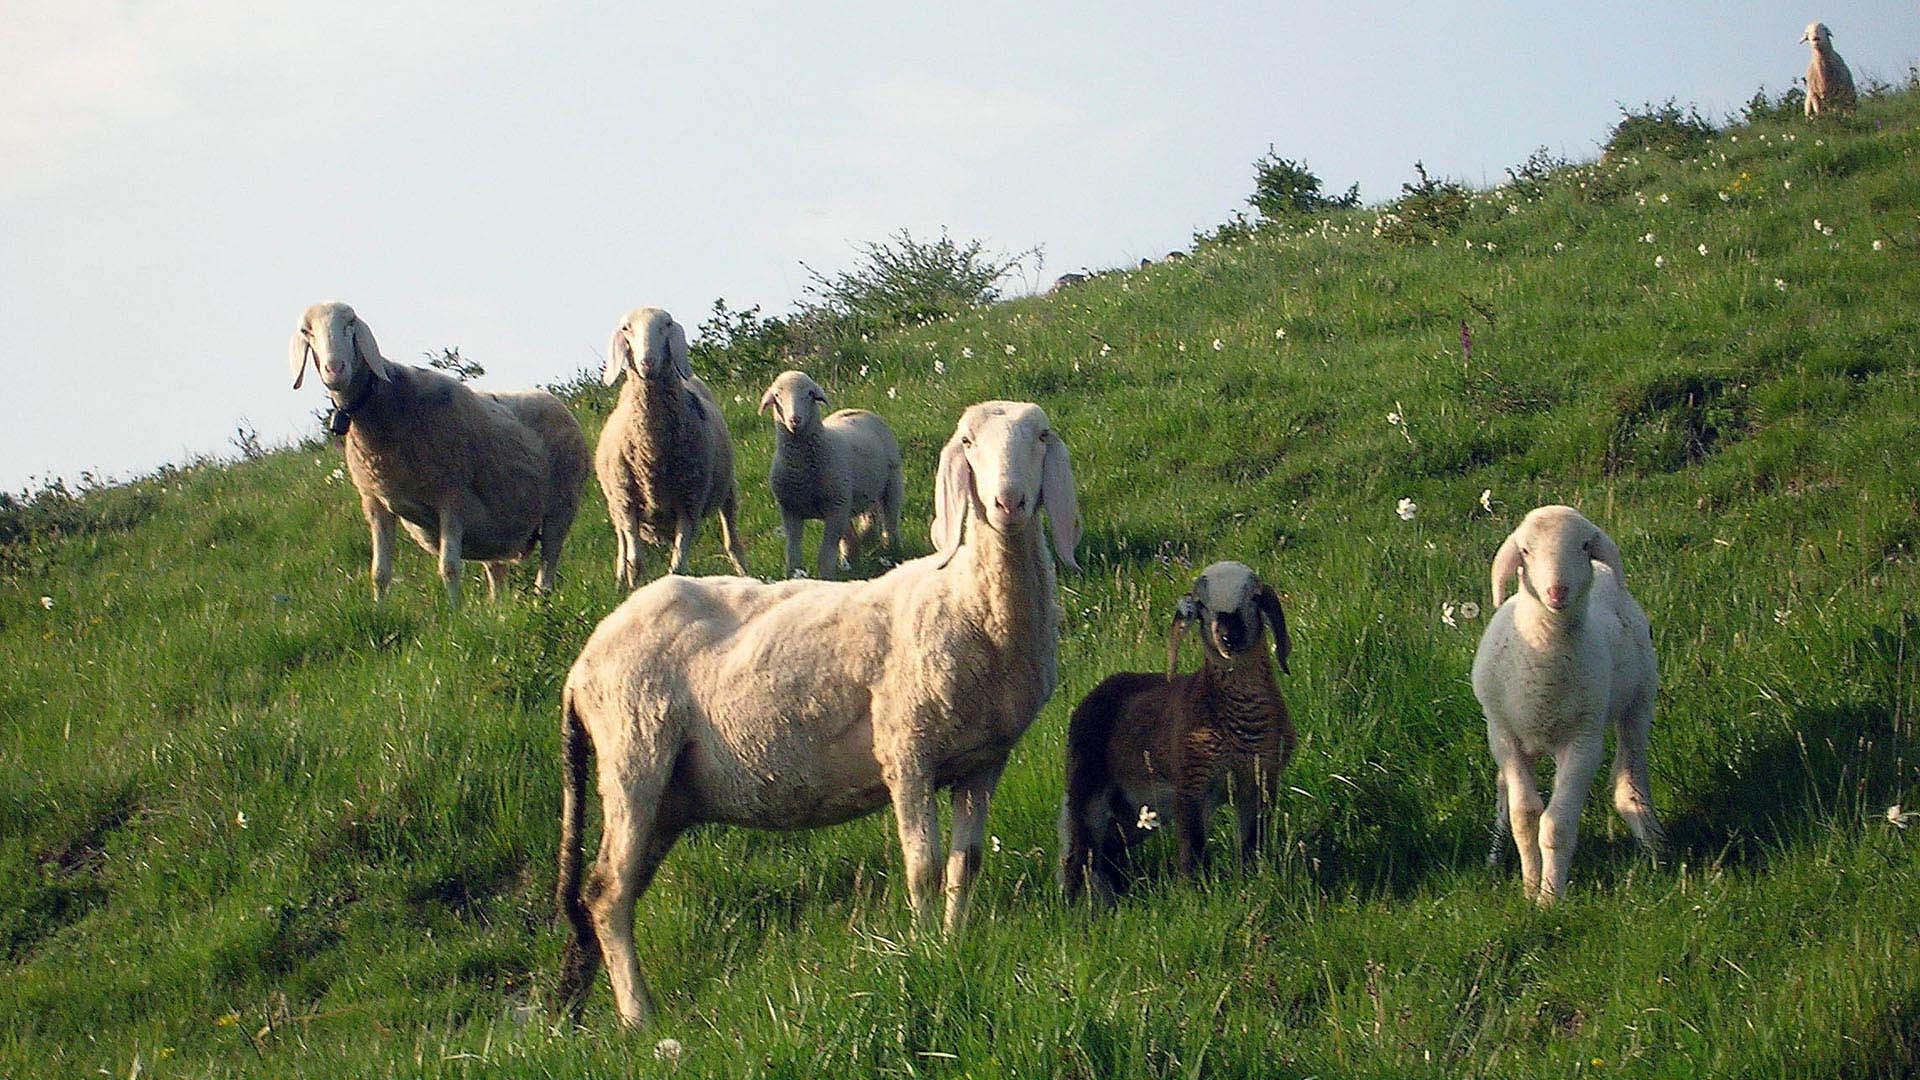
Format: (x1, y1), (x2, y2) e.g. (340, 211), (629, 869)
(4, 2), (1915, 490)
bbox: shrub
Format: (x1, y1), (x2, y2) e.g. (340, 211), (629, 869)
(1192, 210), (1261, 250)
(1742, 85), (1807, 124)
(1247, 149), (1359, 222)
(1604, 99), (1716, 157)
(1373, 161), (1471, 244)
(424, 346), (485, 382)
(1504, 146), (1571, 199)
(800, 230), (1036, 332)
(688, 299), (796, 385)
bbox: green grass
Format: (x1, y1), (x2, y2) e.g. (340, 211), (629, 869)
(5, 91), (1920, 1079)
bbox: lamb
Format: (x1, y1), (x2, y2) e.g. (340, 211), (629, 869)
(556, 401), (1080, 1027)
(759, 370), (904, 579)
(1059, 561), (1294, 904)
(1800, 22), (1857, 117)
(287, 301), (589, 604)
(1472, 505), (1664, 904)
(596, 307), (748, 584)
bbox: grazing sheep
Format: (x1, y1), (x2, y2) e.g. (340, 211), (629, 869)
(759, 370), (904, 579)
(288, 301), (589, 604)
(596, 307), (748, 584)
(557, 401), (1080, 1027)
(1059, 561), (1294, 904)
(1050, 272), (1090, 293)
(1472, 505), (1663, 904)
(1800, 22), (1857, 117)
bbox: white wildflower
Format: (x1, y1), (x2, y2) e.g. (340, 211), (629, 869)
(990, 835), (1002, 853)
(1386, 410), (1403, 426)
(1003, 344), (1016, 356)
(858, 364), (869, 378)
(1719, 191), (1731, 203)
(1774, 278), (1788, 292)
(1888, 805), (1914, 829)
(1782, 179), (1792, 190)
(1553, 242), (1565, 252)
(961, 347), (973, 359)
(1812, 218), (1823, 231)
(886, 386), (897, 400)
(235, 810), (248, 829)
(1774, 609), (1791, 625)
(1396, 497), (1418, 522)
(1440, 602), (1457, 628)
(1211, 338), (1224, 351)
(1641, 232), (1656, 244)
(328, 468), (345, 483)
(40, 596), (55, 610)
(654, 1038), (685, 1062)
(1873, 239), (1885, 252)
(1479, 488), (1493, 513)
(933, 359), (946, 376)
(732, 394), (744, 404)
(1275, 328), (1287, 339)
(1697, 244), (1709, 256)
(1099, 343), (1112, 357)
(1177, 342), (1186, 353)
(1135, 805), (1160, 831)
(1658, 193), (1670, 204)
(1654, 255), (1666, 268)
(1460, 601), (1480, 620)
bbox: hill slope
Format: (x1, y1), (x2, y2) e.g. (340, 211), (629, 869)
(4, 90), (1919, 1078)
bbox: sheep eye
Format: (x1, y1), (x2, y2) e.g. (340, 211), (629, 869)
(960, 435), (973, 448)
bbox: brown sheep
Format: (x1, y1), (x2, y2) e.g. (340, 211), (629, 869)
(1800, 22), (1857, 118)
(1058, 561), (1294, 903)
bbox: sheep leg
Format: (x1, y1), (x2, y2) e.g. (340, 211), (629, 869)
(817, 510), (851, 580)
(881, 470), (903, 555)
(619, 526), (647, 588)
(1488, 775), (1513, 871)
(668, 513), (701, 575)
(612, 528), (629, 588)
(943, 768), (1002, 935)
(1232, 762), (1270, 868)
(1538, 729), (1605, 904)
(838, 520), (862, 573)
(437, 516), (464, 606)
(1611, 698), (1665, 859)
(1491, 729), (1544, 899)
(589, 769), (680, 1029)
(365, 499), (396, 601)
(484, 561), (512, 601)
(536, 513), (570, 595)
(1173, 791), (1211, 879)
(781, 512), (807, 578)
(884, 770), (943, 930)
(716, 494), (749, 576)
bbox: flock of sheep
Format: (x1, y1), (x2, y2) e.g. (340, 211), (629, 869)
(272, 23), (1868, 1028)
(289, 294), (1668, 1027)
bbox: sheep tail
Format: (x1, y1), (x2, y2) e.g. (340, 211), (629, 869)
(555, 686), (601, 1020)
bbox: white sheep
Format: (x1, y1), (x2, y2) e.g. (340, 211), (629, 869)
(556, 401), (1081, 1027)
(288, 301), (590, 604)
(759, 370), (904, 579)
(1472, 505), (1664, 904)
(596, 307), (748, 584)
(1800, 22), (1857, 117)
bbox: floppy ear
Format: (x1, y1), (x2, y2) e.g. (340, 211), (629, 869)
(349, 317), (391, 381)
(602, 326), (632, 386)
(1491, 532), (1523, 608)
(1589, 528), (1624, 579)
(1040, 431), (1082, 573)
(666, 320), (691, 380)
(930, 428), (973, 568)
(288, 330), (310, 389)
(1257, 584), (1292, 674)
(1166, 594), (1199, 678)
(758, 385), (779, 416)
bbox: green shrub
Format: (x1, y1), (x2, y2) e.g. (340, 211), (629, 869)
(1373, 161), (1471, 244)
(1247, 149), (1359, 221)
(1604, 98), (1717, 156)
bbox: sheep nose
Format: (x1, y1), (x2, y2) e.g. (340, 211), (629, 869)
(1545, 584), (1570, 607)
(993, 494), (1027, 517)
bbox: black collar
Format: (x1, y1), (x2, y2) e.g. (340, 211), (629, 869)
(327, 367), (377, 436)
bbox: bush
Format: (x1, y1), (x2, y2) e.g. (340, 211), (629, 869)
(424, 347), (485, 382)
(800, 230), (1036, 332)
(688, 299), (796, 385)
(1504, 146), (1571, 199)
(1192, 210), (1261, 250)
(1373, 161), (1471, 244)
(1604, 99), (1716, 157)
(1742, 85), (1807, 124)
(1247, 149), (1359, 222)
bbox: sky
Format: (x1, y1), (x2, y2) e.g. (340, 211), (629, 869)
(4, 1), (1916, 490)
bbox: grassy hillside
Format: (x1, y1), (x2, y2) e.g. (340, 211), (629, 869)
(5, 88), (1919, 1079)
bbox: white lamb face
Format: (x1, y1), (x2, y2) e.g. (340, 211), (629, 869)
(759, 370), (826, 435)
(291, 301), (380, 393)
(959, 403), (1053, 532)
(1512, 507), (1601, 612)
(1801, 21), (1830, 45)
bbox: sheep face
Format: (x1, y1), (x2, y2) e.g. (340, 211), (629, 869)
(1169, 561), (1291, 673)
(931, 401), (1081, 572)
(1800, 21), (1831, 46)
(1491, 505), (1624, 613)
(759, 370), (827, 435)
(603, 307), (690, 386)
(289, 301), (390, 392)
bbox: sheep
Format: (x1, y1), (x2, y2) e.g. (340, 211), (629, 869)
(1050, 272), (1090, 293)
(1800, 22), (1857, 117)
(1472, 505), (1664, 905)
(556, 401), (1080, 1027)
(287, 301), (589, 604)
(1058, 561), (1294, 904)
(595, 307), (748, 585)
(759, 370), (904, 579)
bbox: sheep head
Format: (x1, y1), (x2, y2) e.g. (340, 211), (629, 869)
(931, 401), (1080, 573)
(290, 301), (391, 392)
(759, 370), (827, 435)
(1167, 561), (1290, 676)
(1490, 505), (1624, 615)
(1800, 21), (1831, 46)
(604, 307), (690, 386)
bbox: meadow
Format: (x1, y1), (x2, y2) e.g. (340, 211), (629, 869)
(3, 87), (1918, 1078)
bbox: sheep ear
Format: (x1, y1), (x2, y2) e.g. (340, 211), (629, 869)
(603, 328), (631, 386)
(1040, 431), (1082, 573)
(1589, 529), (1624, 578)
(1166, 595), (1198, 677)
(349, 317), (391, 381)
(667, 320), (691, 380)
(758, 386), (778, 416)
(1491, 532), (1522, 608)
(288, 330), (310, 390)
(930, 429), (973, 568)
(1257, 585), (1292, 674)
